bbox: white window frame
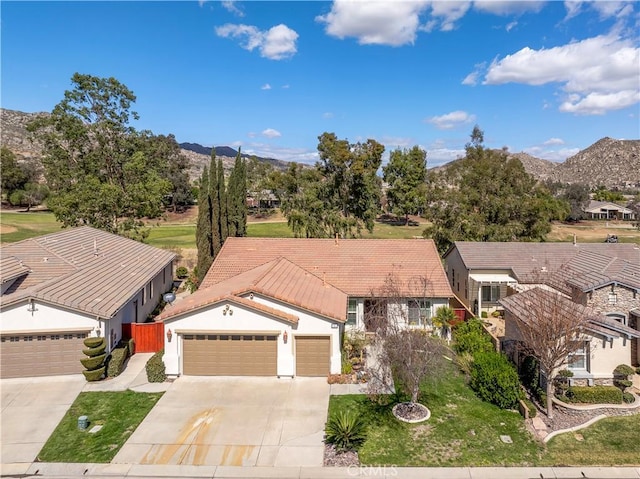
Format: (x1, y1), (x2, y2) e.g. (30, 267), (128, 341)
(568, 342), (589, 371)
(408, 299), (431, 326)
(347, 298), (357, 325)
(481, 285), (500, 302)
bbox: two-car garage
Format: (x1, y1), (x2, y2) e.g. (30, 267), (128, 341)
(180, 332), (331, 377)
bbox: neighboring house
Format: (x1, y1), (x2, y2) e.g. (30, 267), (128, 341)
(500, 288), (640, 385)
(157, 237), (454, 377)
(443, 241), (640, 317)
(0, 227), (175, 379)
(584, 200), (636, 220)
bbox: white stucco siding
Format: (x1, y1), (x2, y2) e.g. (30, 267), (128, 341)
(587, 335), (633, 378)
(131, 263), (173, 324)
(162, 295), (342, 377)
(0, 300), (99, 336)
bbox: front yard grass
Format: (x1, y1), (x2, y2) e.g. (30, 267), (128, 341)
(38, 390), (163, 463)
(540, 414), (640, 466)
(330, 364), (543, 466)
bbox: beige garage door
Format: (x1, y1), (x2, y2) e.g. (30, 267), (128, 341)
(296, 336), (330, 377)
(0, 332), (88, 379)
(182, 334), (277, 376)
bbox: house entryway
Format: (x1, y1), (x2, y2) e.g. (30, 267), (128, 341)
(182, 333), (277, 376)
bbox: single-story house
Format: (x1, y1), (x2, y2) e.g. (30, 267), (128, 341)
(0, 226), (175, 378)
(443, 241), (640, 317)
(584, 200), (636, 220)
(500, 287), (640, 385)
(157, 237), (454, 377)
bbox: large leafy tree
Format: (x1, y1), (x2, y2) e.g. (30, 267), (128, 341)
(382, 146), (427, 224)
(27, 73), (188, 239)
(424, 126), (569, 253)
(1, 147), (40, 202)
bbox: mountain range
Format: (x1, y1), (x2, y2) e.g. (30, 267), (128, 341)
(1, 108), (638, 188)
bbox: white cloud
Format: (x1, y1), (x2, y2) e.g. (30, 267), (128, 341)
(244, 143), (319, 164)
(221, 0), (244, 17)
(462, 71), (479, 85)
(591, 1), (634, 19)
(505, 20), (518, 32)
(543, 137), (565, 146)
(281, 84), (290, 89)
(316, 0), (430, 46)
(380, 136), (415, 150)
(563, 1), (582, 20)
(428, 148), (466, 167)
(261, 128), (282, 139)
(473, 1), (546, 16)
(261, 83), (272, 90)
(215, 23), (298, 60)
(484, 33), (640, 114)
(322, 112), (334, 119)
(523, 145), (581, 162)
(426, 110), (476, 130)
(426, 1), (471, 32)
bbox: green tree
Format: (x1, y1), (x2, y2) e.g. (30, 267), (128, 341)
(216, 157), (229, 242)
(593, 186), (625, 203)
(561, 183), (590, 221)
(227, 149), (247, 236)
(1, 147), (39, 201)
(424, 126), (569, 253)
(246, 156), (273, 215)
(196, 164), (213, 285)
(382, 146), (427, 224)
(9, 183), (49, 211)
(27, 73), (179, 239)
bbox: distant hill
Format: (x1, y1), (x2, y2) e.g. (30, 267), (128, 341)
(430, 138), (640, 189)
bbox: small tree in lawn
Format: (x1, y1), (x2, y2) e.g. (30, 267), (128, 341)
(500, 287), (590, 419)
(366, 272), (451, 409)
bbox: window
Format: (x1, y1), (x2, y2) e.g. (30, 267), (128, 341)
(347, 298), (357, 325)
(408, 299), (431, 326)
(608, 292), (617, 304)
(568, 343), (588, 371)
(481, 285), (500, 302)
(451, 269), (455, 286)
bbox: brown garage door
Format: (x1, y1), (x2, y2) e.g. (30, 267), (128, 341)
(296, 336), (330, 377)
(0, 332), (88, 379)
(182, 334), (277, 376)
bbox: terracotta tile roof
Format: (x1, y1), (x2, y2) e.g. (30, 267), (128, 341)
(0, 226), (175, 318)
(448, 241), (640, 281)
(500, 288), (640, 339)
(157, 257), (348, 322)
(202, 238), (453, 298)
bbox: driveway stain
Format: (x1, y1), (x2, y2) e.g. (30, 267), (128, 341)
(141, 408), (219, 465)
(220, 445), (256, 466)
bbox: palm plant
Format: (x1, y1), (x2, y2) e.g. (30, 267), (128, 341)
(432, 306), (457, 342)
(325, 410), (367, 451)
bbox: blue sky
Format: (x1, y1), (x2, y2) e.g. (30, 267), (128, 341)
(2, 1), (639, 166)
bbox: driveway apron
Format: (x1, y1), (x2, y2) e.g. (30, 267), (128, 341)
(112, 376), (329, 467)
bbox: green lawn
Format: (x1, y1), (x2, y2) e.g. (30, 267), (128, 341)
(330, 364), (543, 466)
(0, 211), (61, 242)
(38, 390), (163, 463)
(540, 414), (640, 466)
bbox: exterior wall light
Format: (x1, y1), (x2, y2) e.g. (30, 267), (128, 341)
(283, 331), (288, 343)
(166, 328), (173, 342)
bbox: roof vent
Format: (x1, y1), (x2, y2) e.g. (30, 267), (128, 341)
(43, 257), (48, 263)
(93, 239), (99, 256)
(541, 266), (548, 273)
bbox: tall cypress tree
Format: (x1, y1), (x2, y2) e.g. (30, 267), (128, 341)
(210, 153), (222, 256)
(195, 164), (212, 284)
(217, 157), (229, 242)
(228, 148), (248, 237)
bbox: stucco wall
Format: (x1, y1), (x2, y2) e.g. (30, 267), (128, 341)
(345, 297), (450, 332)
(444, 248), (470, 306)
(162, 294), (342, 377)
(0, 300), (100, 337)
(128, 263), (174, 324)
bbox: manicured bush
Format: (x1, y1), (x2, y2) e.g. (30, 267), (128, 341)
(176, 266), (189, 279)
(614, 364), (636, 377)
(615, 379), (633, 389)
(80, 353), (106, 371)
(146, 349), (166, 383)
(623, 392), (635, 404)
(520, 356), (539, 391)
(470, 351), (521, 409)
(453, 319), (494, 356)
(325, 410), (367, 451)
(563, 386), (622, 404)
(83, 342), (107, 357)
(127, 338), (135, 356)
(107, 347), (128, 378)
(82, 366), (105, 382)
(83, 337), (104, 348)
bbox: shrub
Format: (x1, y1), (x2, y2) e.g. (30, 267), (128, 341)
(623, 392), (635, 404)
(520, 356), (539, 391)
(176, 266), (189, 279)
(146, 349), (166, 383)
(453, 319), (494, 356)
(481, 311), (488, 318)
(470, 351), (521, 409)
(614, 364), (636, 377)
(83, 337), (104, 348)
(563, 386), (622, 404)
(107, 347), (128, 378)
(455, 351), (474, 376)
(80, 353), (106, 371)
(83, 342), (107, 357)
(615, 379), (633, 389)
(325, 410), (367, 451)
(341, 357), (353, 375)
(127, 338), (135, 356)
(82, 366), (106, 382)
(521, 398), (537, 418)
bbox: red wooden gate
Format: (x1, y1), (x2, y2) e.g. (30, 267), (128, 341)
(122, 322), (164, 353)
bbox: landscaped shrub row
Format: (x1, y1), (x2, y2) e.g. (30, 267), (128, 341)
(81, 337), (106, 382)
(470, 351), (521, 409)
(561, 386), (623, 404)
(146, 349), (166, 383)
(453, 319), (494, 356)
(107, 347), (128, 378)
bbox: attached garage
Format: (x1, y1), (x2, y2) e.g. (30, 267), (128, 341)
(0, 331), (88, 379)
(182, 333), (278, 376)
(296, 336), (330, 377)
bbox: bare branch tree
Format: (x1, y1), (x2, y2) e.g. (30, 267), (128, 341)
(500, 287), (590, 419)
(365, 272), (451, 405)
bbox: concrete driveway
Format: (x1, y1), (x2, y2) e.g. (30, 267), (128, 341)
(112, 376), (330, 467)
(1, 375), (86, 464)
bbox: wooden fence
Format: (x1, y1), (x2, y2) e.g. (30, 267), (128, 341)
(122, 322), (164, 353)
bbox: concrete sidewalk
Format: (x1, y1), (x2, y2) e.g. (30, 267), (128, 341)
(82, 353), (172, 393)
(2, 462), (640, 478)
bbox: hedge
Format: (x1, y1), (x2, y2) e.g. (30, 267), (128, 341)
(470, 351), (521, 409)
(107, 347), (128, 378)
(82, 366), (105, 382)
(80, 353), (106, 371)
(563, 385), (622, 404)
(127, 338), (135, 356)
(453, 319), (494, 356)
(146, 349), (166, 383)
